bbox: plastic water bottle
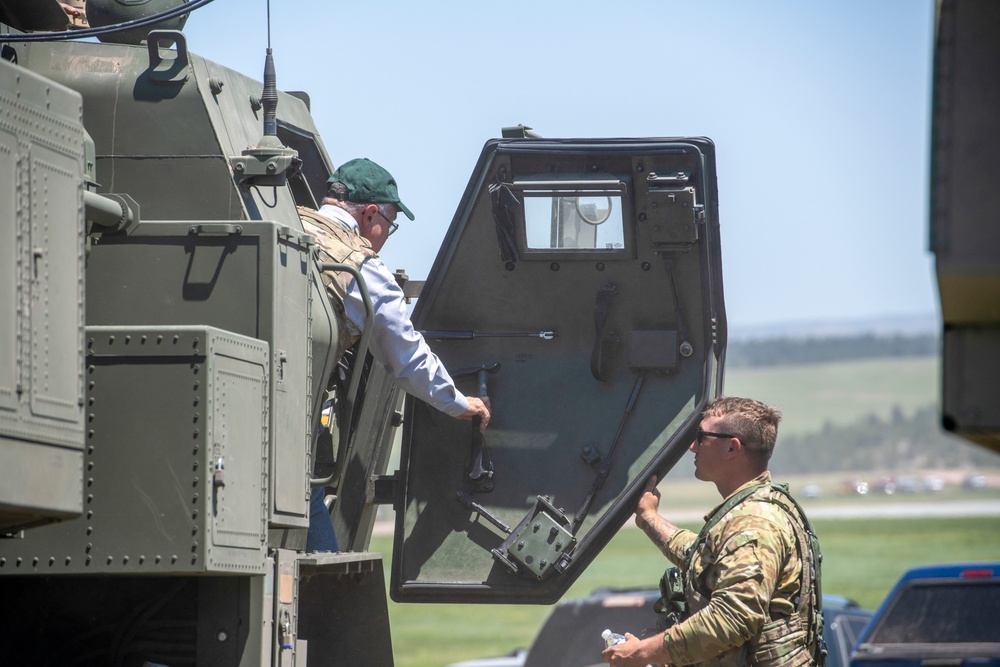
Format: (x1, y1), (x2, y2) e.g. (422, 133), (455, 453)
(602, 628), (627, 648)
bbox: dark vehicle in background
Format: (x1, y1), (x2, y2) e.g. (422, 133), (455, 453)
(448, 589), (873, 667)
(851, 563), (1000, 667)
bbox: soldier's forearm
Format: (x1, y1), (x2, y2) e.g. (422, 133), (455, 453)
(636, 512), (679, 553)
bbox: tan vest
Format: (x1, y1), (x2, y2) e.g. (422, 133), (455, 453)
(298, 206), (377, 359)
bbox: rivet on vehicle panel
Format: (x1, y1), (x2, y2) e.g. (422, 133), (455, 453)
(595, 262), (605, 272)
(86, 526), (93, 535)
(549, 527), (558, 537)
(217, 631), (229, 642)
(549, 262), (560, 272)
(155, 555), (162, 564)
(533, 523), (540, 532)
(139, 555), (145, 564)
(16, 558), (22, 566)
(517, 541), (525, 550)
(540, 560), (547, 568)
(86, 511), (93, 519)
(85, 556), (91, 565)
(171, 555), (178, 564)
(638, 212), (647, 222)
(32, 557), (38, 566)
(107, 556), (113, 564)
(505, 261), (516, 271)
(556, 542), (563, 550)
(123, 556), (129, 564)
(641, 262), (651, 271)
(124, 335), (131, 344)
(65, 557), (72, 565)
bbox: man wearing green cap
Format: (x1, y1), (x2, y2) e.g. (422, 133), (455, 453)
(301, 158), (491, 551)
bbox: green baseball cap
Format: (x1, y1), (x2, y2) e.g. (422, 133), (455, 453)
(327, 158), (415, 220)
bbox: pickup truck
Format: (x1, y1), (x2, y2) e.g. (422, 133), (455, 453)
(851, 562), (1000, 666)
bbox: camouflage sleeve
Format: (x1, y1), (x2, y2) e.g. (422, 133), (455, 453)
(664, 527), (697, 566)
(662, 512), (787, 665)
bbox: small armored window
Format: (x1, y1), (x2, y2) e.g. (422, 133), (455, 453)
(516, 178), (630, 255)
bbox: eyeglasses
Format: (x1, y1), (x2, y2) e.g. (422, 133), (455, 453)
(696, 429), (737, 444)
(376, 209), (399, 236)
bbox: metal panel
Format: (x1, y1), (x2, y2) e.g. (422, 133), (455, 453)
(298, 551), (395, 667)
(85, 221), (315, 528)
(932, 0), (1000, 451)
(0, 326), (269, 575)
(0, 57), (85, 534)
(0, 124), (17, 415)
(391, 138), (724, 604)
(28, 143), (84, 423)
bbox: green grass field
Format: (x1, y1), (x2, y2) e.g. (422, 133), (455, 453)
(376, 513), (1000, 667)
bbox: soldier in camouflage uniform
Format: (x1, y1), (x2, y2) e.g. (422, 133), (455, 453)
(603, 397), (820, 667)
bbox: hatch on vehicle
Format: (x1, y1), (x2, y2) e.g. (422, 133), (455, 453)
(391, 137), (726, 604)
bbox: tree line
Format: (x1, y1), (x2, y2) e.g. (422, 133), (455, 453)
(769, 405), (999, 475)
(726, 333), (938, 368)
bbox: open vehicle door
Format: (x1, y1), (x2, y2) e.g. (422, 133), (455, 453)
(391, 135), (727, 604)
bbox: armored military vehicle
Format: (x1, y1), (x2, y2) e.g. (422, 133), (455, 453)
(0, 1), (726, 664)
(930, 0), (1000, 456)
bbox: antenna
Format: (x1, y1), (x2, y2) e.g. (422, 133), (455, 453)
(232, 0), (300, 187)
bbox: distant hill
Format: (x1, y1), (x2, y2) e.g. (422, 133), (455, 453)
(769, 405), (999, 475)
(726, 332), (938, 368)
(728, 312), (937, 341)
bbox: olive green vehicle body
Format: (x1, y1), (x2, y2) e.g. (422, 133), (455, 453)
(931, 0), (1000, 454)
(0, 3), (729, 664)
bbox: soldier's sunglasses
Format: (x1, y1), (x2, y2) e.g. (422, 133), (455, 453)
(696, 429), (737, 444)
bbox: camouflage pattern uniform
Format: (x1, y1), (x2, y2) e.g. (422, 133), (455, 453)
(660, 472), (816, 666)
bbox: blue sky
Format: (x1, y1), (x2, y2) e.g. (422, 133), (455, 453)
(183, 0), (937, 333)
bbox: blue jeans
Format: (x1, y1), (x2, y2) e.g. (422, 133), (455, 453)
(306, 486), (340, 552)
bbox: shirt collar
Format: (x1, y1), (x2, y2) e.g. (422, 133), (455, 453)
(319, 203), (360, 234)
(704, 471), (772, 521)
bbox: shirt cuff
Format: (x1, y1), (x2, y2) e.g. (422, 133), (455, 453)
(439, 392), (469, 418)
